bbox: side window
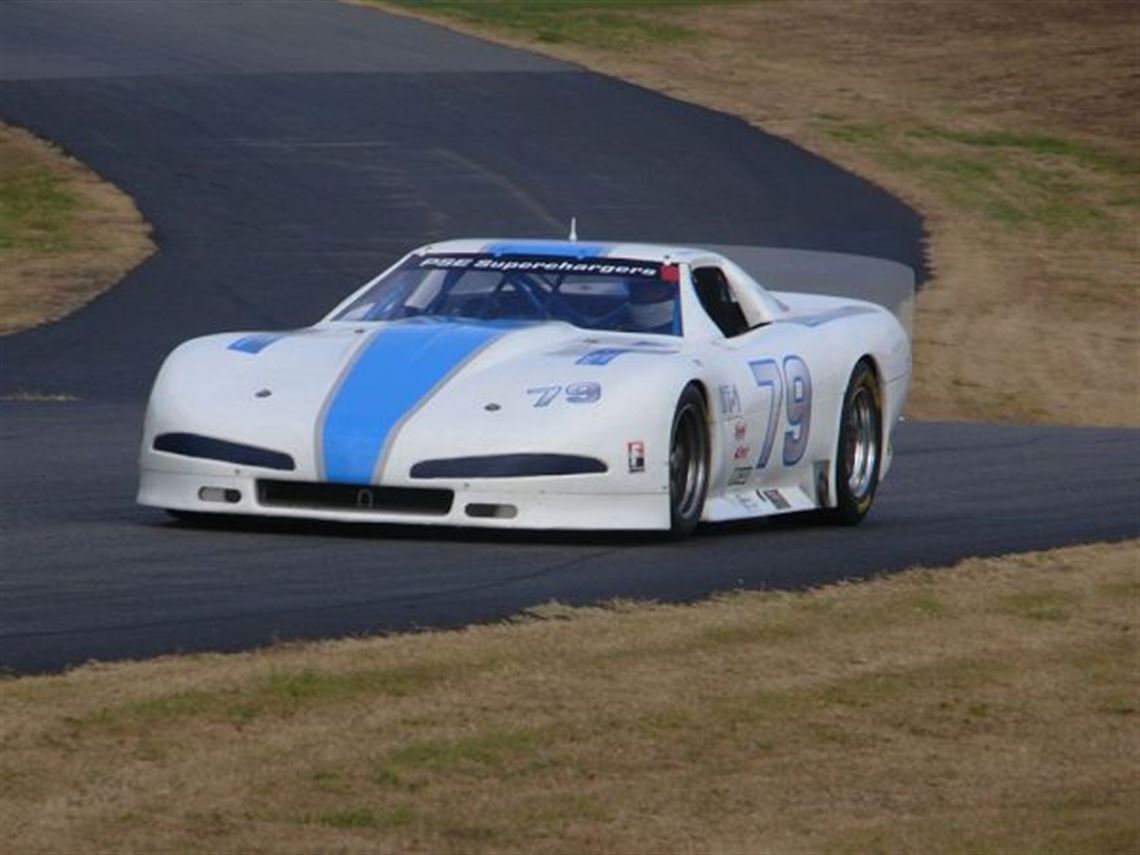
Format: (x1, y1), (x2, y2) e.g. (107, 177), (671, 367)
(692, 267), (751, 338)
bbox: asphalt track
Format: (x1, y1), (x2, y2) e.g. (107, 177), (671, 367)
(1, 1), (1137, 674)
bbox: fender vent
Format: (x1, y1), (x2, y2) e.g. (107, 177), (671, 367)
(257, 480), (453, 516)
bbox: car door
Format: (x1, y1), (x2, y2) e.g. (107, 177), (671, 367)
(692, 265), (839, 497)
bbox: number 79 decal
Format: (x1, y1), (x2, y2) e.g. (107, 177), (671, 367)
(526, 382), (602, 407)
(748, 355), (812, 468)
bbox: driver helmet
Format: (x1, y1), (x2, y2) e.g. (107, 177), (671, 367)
(628, 280), (676, 333)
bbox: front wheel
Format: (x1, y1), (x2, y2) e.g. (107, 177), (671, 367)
(668, 384), (710, 537)
(826, 361), (882, 525)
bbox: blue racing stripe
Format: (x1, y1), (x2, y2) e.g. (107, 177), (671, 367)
(484, 241), (609, 258)
(321, 322), (504, 484)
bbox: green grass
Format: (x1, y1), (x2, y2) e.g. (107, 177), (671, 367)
(384, 728), (541, 776)
(999, 590), (1074, 622)
(381, 0), (747, 49)
(79, 661), (466, 730)
(0, 159), (79, 253)
(0, 124), (154, 336)
(816, 116), (1137, 232)
(907, 126), (1140, 176)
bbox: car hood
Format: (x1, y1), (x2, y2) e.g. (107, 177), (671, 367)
(145, 319), (686, 483)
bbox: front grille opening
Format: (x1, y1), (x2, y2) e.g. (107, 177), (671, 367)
(257, 480), (453, 516)
(155, 433), (295, 471)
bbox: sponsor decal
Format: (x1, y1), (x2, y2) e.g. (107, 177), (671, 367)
(627, 441), (645, 473)
(416, 254), (660, 279)
(413, 255), (472, 269)
(762, 489), (791, 510)
(735, 492), (760, 511)
(733, 419), (747, 441)
(718, 384), (742, 417)
(733, 445), (751, 460)
(728, 467), (751, 486)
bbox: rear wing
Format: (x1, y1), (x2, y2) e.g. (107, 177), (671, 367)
(702, 245), (915, 337)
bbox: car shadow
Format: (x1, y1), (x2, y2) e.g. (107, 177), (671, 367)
(155, 508), (828, 547)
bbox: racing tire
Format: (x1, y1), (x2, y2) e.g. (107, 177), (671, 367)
(826, 360), (882, 526)
(668, 384), (710, 537)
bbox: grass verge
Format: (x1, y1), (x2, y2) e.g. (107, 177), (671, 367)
(0, 124), (153, 335)
(378, 0), (739, 48)
(374, 0), (1140, 427)
(2, 540), (1137, 853)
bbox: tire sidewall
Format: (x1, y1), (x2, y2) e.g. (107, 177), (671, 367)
(669, 384), (710, 537)
(833, 362), (882, 525)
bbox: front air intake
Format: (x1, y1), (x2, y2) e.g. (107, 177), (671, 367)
(257, 480), (453, 516)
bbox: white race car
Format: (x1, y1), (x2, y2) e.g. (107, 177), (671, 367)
(139, 239), (911, 535)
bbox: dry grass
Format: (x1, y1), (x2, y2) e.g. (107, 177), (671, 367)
(2, 540), (1137, 853)
(377, 0), (1140, 427)
(0, 124), (153, 335)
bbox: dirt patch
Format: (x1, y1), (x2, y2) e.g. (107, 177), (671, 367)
(2, 539), (1136, 852)
(0, 124), (154, 335)
(376, 0), (1140, 426)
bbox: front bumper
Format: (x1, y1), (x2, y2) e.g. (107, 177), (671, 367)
(138, 465), (670, 531)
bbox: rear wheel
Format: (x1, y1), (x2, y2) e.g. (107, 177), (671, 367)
(827, 361), (882, 525)
(668, 384), (710, 537)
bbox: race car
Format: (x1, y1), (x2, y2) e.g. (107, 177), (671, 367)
(138, 238), (911, 535)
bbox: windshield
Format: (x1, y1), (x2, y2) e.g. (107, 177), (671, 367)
(333, 253), (683, 335)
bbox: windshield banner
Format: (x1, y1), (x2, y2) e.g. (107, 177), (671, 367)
(414, 254), (662, 279)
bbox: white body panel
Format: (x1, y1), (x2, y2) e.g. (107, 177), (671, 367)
(139, 240), (911, 531)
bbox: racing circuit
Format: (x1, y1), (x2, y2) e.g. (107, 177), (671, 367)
(1, 0), (1137, 674)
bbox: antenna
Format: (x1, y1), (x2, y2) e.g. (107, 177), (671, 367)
(568, 217), (578, 242)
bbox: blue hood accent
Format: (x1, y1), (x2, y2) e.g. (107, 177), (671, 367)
(320, 321), (506, 484)
(228, 333), (287, 354)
